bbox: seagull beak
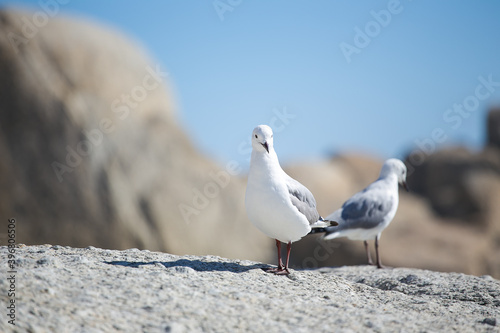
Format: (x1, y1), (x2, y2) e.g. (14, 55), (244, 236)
(402, 181), (410, 192)
(261, 142), (269, 153)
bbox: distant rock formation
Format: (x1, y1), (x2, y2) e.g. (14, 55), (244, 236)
(0, 9), (270, 261)
(405, 147), (500, 227)
(403, 107), (500, 236)
(487, 108), (500, 149)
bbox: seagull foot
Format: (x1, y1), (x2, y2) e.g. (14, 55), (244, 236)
(265, 266), (285, 274)
(264, 266), (290, 275)
(273, 268), (290, 275)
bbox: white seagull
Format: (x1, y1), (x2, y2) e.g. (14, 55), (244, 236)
(245, 125), (337, 275)
(319, 158), (408, 268)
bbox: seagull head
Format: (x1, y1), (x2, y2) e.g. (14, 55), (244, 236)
(381, 158), (409, 191)
(251, 125), (274, 154)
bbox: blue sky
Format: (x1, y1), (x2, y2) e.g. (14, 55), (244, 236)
(3, 0), (500, 168)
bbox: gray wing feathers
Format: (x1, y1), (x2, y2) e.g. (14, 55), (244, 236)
(286, 177), (320, 224)
(324, 189), (394, 235)
(339, 193), (393, 230)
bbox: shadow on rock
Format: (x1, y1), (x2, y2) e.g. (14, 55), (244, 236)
(104, 259), (269, 273)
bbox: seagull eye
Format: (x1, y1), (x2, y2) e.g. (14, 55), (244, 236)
(255, 134), (258, 138)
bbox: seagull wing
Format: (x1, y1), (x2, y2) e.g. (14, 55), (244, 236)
(337, 188), (394, 230)
(285, 175), (321, 225)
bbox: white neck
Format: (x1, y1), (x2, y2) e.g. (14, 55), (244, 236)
(249, 148), (283, 181)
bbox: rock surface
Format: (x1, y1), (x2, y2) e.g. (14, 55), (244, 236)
(1, 245), (498, 332)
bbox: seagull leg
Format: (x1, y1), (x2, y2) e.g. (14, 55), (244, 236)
(375, 235), (386, 269)
(266, 239), (285, 273)
(364, 240), (374, 266)
(274, 241), (291, 275)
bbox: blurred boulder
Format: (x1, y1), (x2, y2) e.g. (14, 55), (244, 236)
(405, 147), (500, 226)
(487, 107), (500, 149)
(404, 108), (500, 230)
(0, 9), (271, 261)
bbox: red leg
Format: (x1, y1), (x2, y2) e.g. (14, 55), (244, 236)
(266, 239), (285, 273)
(275, 241), (291, 275)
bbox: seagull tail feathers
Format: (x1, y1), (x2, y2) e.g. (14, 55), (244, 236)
(308, 227), (328, 235)
(310, 217), (339, 229)
(321, 216), (339, 227)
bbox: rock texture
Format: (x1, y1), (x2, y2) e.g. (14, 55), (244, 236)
(0, 245), (498, 332)
(0, 9), (270, 261)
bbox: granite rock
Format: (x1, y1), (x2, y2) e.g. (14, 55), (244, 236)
(1, 245), (498, 332)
